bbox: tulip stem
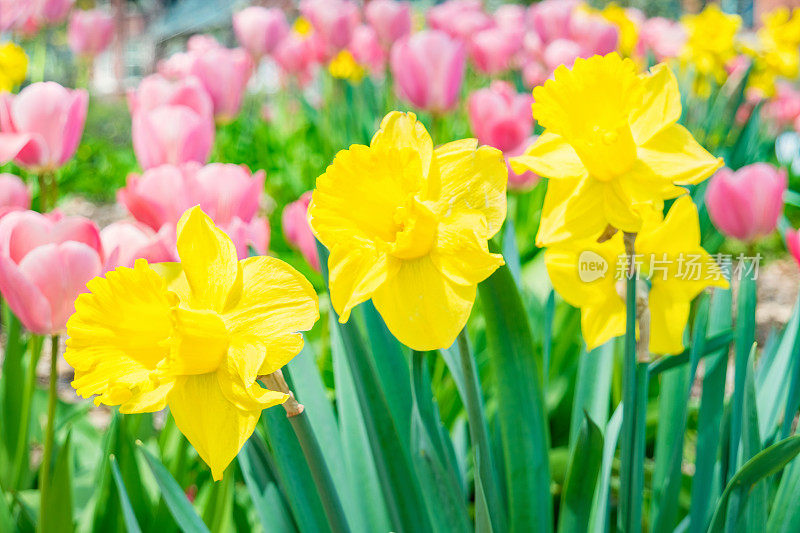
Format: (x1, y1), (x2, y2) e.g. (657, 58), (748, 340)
(618, 233), (647, 533)
(10, 334), (43, 489)
(39, 335), (59, 521)
(264, 370), (351, 533)
(32, 32), (47, 84)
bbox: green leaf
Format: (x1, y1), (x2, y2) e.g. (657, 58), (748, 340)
(39, 432), (74, 533)
(109, 455), (143, 533)
(707, 435), (800, 532)
(238, 438), (296, 533)
(588, 405), (623, 532)
(736, 350), (767, 532)
(0, 481), (14, 533)
(568, 342), (614, 452)
(478, 258), (552, 531)
(558, 413), (603, 533)
(138, 443), (210, 533)
(765, 452), (800, 532)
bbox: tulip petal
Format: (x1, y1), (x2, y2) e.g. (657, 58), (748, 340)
(536, 177), (607, 246)
(372, 255), (475, 351)
(0, 133), (33, 164)
(65, 259), (176, 412)
(637, 123), (724, 185)
(431, 209), (504, 286)
(509, 132), (588, 181)
(0, 255), (52, 334)
(175, 206), (241, 312)
(168, 374), (263, 481)
(433, 140), (507, 236)
(629, 63), (682, 144)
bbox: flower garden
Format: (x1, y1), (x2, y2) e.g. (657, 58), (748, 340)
(2, 0), (800, 532)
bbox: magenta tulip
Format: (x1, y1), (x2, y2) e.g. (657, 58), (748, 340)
(787, 229), (800, 269)
(0, 210), (102, 334)
(187, 46), (253, 122)
(67, 9), (114, 58)
(365, 0), (411, 49)
(233, 6), (289, 60)
(100, 221), (176, 269)
(468, 81), (533, 153)
(282, 192), (320, 271)
(706, 164), (788, 242)
(300, 0), (360, 56)
(350, 25), (386, 75)
(0, 82), (88, 172)
(127, 73), (213, 120)
(0, 173), (30, 217)
(390, 30), (466, 114)
(131, 105), (213, 170)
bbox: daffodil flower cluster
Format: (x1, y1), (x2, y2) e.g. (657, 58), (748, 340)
(512, 53), (728, 355)
(680, 5), (741, 90)
(744, 8), (800, 96)
(65, 207), (319, 479)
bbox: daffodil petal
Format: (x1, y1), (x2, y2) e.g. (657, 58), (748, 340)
(433, 140), (507, 237)
(536, 177), (607, 246)
(176, 206), (241, 312)
(327, 246), (397, 322)
(370, 111), (433, 176)
(217, 341), (288, 412)
(259, 333), (305, 376)
(603, 181), (645, 234)
(150, 262), (190, 301)
(372, 256), (475, 351)
(431, 209), (504, 286)
(630, 63), (682, 144)
(637, 124), (724, 185)
(509, 132), (587, 181)
(223, 255), (319, 338)
(65, 259), (176, 412)
(544, 239), (622, 309)
(581, 300), (626, 351)
(647, 287), (690, 355)
(168, 374), (266, 481)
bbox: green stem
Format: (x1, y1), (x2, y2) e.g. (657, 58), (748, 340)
(10, 335), (43, 489)
(39, 335), (59, 521)
(207, 467), (232, 533)
(32, 31), (48, 83)
(289, 411), (351, 533)
(455, 330), (506, 532)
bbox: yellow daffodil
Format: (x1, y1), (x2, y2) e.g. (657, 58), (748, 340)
(546, 196), (728, 354)
(293, 16), (313, 36)
(510, 53), (722, 247)
(308, 111), (507, 351)
(328, 50), (366, 83)
(680, 4), (740, 87)
(743, 8), (800, 96)
(65, 207), (319, 480)
(600, 3), (640, 58)
(0, 42), (28, 92)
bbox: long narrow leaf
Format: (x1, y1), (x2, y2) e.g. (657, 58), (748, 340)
(109, 455), (143, 533)
(558, 413), (603, 533)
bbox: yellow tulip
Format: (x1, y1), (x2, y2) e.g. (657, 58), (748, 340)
(308, 111), (507, 351)
(65, 207), (319, 480)
(545, 196), (728, 354)
(328, 50), (366, 83)
(510, 53), (722, 247)
(0, 42), (28, 92)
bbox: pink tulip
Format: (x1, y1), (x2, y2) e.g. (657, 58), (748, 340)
(522, 60), (548, 90)
(131, 105), (213, 170)
(233, 6), (289, 60)
(67, 9), (114, 57)
(34, 0), (74, 26)
(127, 74), (213, 120)
(0, 82), (88, 172)
(493, 4), (526, 52)
(100, 221), (176, 269)
(568, 10), (618, 56)
(787, 229), (800, 269)
(528, 0), (576, 43)
(300, 0), (360, 57)
(187, 46), (253, 122)
(364, 0), (411, 49)
(187, 34), (222, 53)
(638, 17), (686, 61)
(1, 0), (32, 32)
(274, 32), (318, 86)
(0, 210), (102, 334)
(468, 81), (533, 153)
(706, 164), (787, 242)
(765, 83), (800, 132)
(157, 52), (196, 79)
(282, 192), (320, 271)
(349, 25), (386, 75)
(0, 173), (30, 217)
(427, 0), (492, 43)
(192, 163), (265, 226)
(390, 30), (466, 114)
(543, 39), (582, 71)
(117, 164), (200, 231)
(469, 27), (521, 75)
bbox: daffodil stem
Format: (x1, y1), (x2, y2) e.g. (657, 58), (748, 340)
(265, 370), (350, 533)
(10, 335), (43, 489)
(619, 233), (647, 533)
(39, 335), (59, 520)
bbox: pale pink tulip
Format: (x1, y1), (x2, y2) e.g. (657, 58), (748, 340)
(100, 221), (176, 269)
(349, 25), (386, 75)
(0, 210), (102, 334)
(274, 32), (318, 86)
(787, 228), (800, 269)
(131, 105), (214, 170)
(493, 4), (526, 51)
(469, 27), (521, 75)
(528, 0), (576, 43)
(0, 82), (88, 172)
(0, 173), (30, 217)
(1, 0), (32, 32)
(157, 52), (196, 79)
(364, 0), (411, 49)
(568, 10), (618, 56)
(34, 0), (74, 26)
(543, 39), (582, 71)
(390, 30), (466, 114)
(468, 81), (533, 153)
(522, 60), (548, 89)
(233, 6), (290, 60)
(427, 0), (492, 42)
(638, 17), (686, 61)
(300, 0), (360, 57)
(187, 34), (222, 53)
(706, 164), (788, 242)
(187, 46), (253, 122)
(765, 83), (800, 132)
(127, 74), (213, 120)
(282, 192), (319, 271)
(67, 9), (114, 57)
